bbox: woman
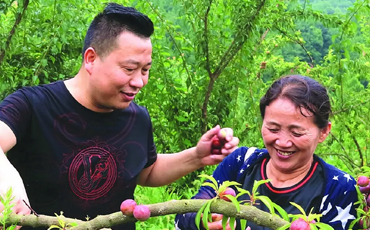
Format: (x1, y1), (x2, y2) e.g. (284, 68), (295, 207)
(175, 75), (358, 230)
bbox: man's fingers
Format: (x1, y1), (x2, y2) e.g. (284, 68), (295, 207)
(221, 128), (233, 142)
(202, 125), (221, 141)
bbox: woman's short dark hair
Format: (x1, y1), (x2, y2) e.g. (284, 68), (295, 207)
(259, 75), (331, 129)
(82, 2), (154, 59)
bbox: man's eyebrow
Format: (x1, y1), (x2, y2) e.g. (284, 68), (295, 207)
(120, 60), (152, 65)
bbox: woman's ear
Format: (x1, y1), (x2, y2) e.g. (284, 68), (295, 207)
(319, 122), (332, 143)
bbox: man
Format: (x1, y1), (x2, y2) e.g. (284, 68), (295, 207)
(0, 3), (239, 230)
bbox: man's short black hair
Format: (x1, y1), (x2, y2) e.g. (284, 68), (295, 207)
(82, 2), (154, 59)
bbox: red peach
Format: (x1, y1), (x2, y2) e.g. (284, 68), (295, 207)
(359, 216), (370, 228)
(360, 185), (370, 194)
(358, 176), (370, 187)
(366, 195), (370, 207)
(290, 218), (310, 230)
(133, 205), (151, 221)
(212, 138), (222, 149)
(219, 187), (236, 202)
(120, 199), (137, 216)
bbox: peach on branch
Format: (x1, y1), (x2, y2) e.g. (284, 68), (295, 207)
(359, 216), (370, 228)
(366, 195), (370, 207)
(290, 218), (310, 230)
(120, 199), (137, 216)
(219, 187), (236, 202)
(133, 205), (151, 221)
(357, 176), (370, 187)
(360, 185), (370, 194)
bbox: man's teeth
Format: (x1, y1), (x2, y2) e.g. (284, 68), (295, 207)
(278, 150), (294, 156)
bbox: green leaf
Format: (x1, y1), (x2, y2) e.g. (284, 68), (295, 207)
(348, 217), (361, 229)
(252, 179), (270, 195)
(195, 202), (208, 230)
(235, 187), (251, 198)
(202, 182), (218, 192)
(57, 218), (65, 228)
(240, 219), (247, 230)
(272, 203), (289, 221)
(219, 181), (241, 193)
(222, 215), (228, 230)
(199, 175), (219, 190)
(290, 202), (307, 216)
(156, 84), (165, 90)
(202, 200), (213, 230)
(257, 195), (275, 214)
(229, 217), (236, 230)
(176, 116), (188, 122)
(67, 222), (78, 227)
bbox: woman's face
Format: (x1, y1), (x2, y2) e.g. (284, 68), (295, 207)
(261, 97), (331, 173)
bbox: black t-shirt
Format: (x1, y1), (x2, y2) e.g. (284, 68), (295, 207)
(0, 81), (157, 229)
(239, 156), (324, 230)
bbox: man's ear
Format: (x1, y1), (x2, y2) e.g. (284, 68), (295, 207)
(319, 122), (332, 143)
(84, 47), (97, 75)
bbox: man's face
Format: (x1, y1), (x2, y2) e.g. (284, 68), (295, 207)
(86, 31), (152, 112)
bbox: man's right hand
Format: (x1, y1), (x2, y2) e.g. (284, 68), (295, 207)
(0, 166), (31, 213)
(0, 156), (31, 229)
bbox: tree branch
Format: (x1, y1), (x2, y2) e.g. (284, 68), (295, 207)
(213, 0), (266, 78)
(203, 0), (213, 77)
(274, 26), (315, 65)
(0, 0), (30, 66)
(332, 101), (369, 115)
(144, 0), (192, 84)
(345, 124), (364, 167)
(2, 199), (289, 230)
(200, 0), (266, 132)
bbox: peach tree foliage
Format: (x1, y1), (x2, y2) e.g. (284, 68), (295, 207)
(133, 0), (370, 188)
(1, 0), (369, 174)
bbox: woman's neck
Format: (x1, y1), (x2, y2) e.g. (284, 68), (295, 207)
(266, 158), (313, 188)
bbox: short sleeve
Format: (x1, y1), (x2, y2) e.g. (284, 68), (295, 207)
(0, 89), (32, 141)
(144, 109), (157, 168)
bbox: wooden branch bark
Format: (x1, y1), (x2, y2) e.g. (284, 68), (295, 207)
(1, 199), (289, 230)
(345, 124), (364, 167)
(0, 0), (30, 66)
(200, 0), (266, 132)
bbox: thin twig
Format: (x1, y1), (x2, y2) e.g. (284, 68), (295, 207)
(145, 0), (192, 84)
(22, 199), (39, 217)
(345, 124), (364, 167)
(0, 0), (30, 66)
(274, 26), (315, 65)
(204, 0), (213, 77)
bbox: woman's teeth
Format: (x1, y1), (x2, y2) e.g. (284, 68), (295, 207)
(278, 150), (295, 156)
